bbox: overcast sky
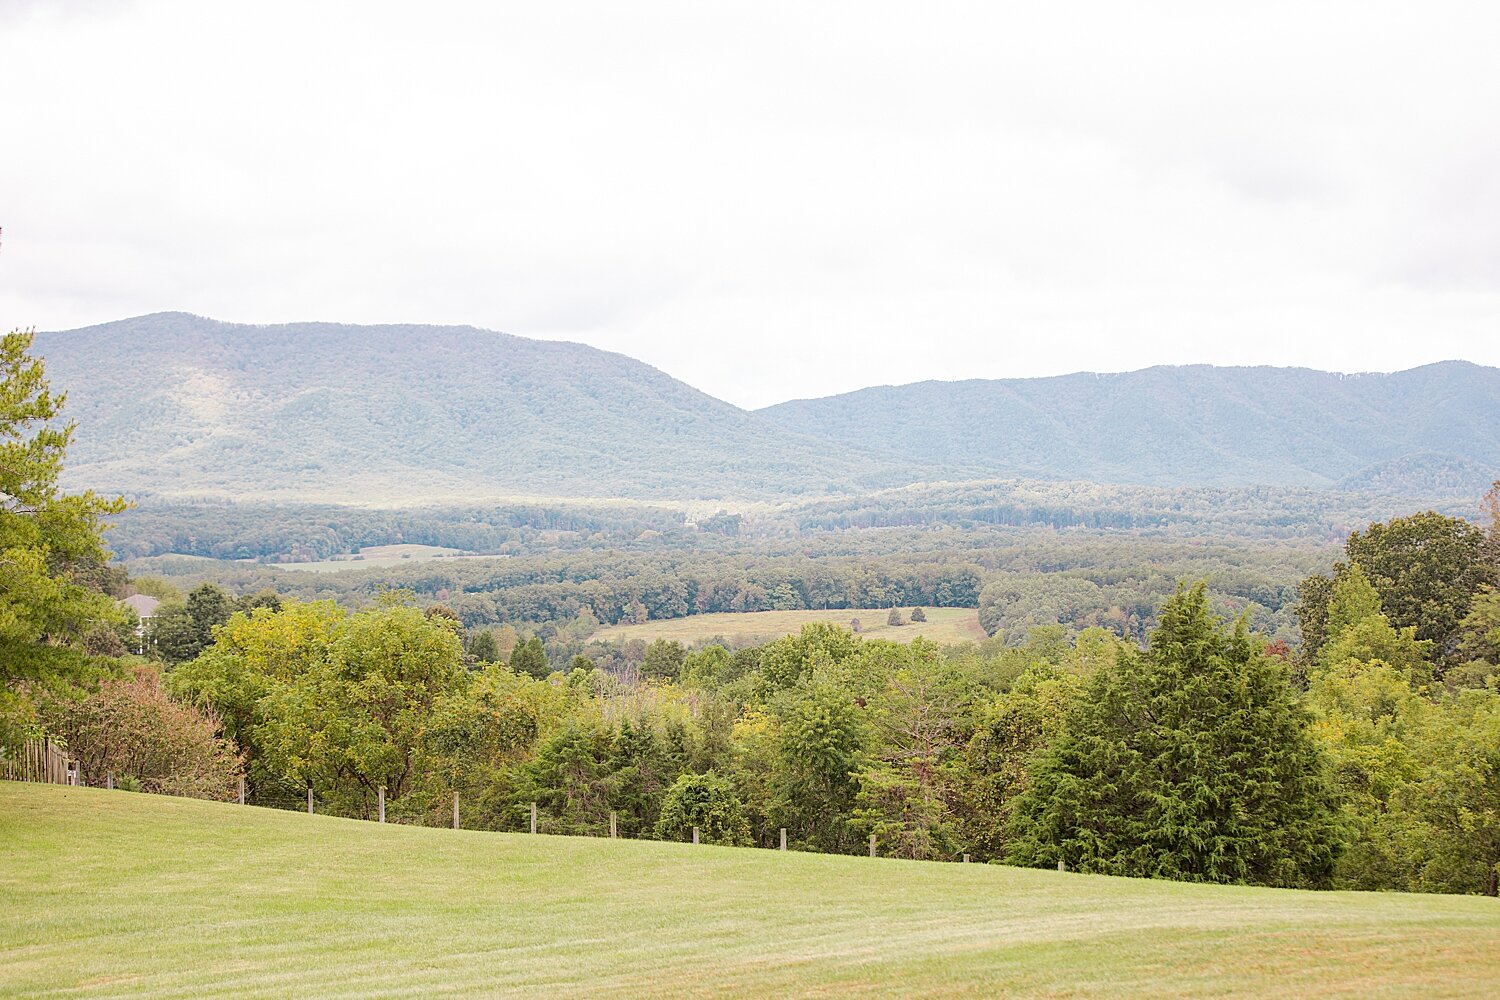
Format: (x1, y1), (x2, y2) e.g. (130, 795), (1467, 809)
(3, 2), (1498, 408)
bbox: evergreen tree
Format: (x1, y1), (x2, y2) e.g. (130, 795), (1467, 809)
(516, 720), (615, 835)
(608, 719), (675, 836)
(508, 637), (548, 679)
(1005, 583), (1341, 887)
(642, 638), (686, 681)
(468, 629), (499, 664)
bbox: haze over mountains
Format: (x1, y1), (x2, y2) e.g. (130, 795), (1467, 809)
(762, 364), (1500, 493)
(35, 313), (1500, 503)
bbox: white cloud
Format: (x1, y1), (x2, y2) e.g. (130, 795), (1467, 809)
(2, 0), (1498, 407)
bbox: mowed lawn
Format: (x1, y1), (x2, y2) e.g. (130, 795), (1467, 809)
(4, 784), (1499, 998)
(593, 607), (987, 647)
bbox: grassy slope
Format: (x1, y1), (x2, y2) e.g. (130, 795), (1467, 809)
(592, 607), (988, 647)
(4, 783), (1498, 999)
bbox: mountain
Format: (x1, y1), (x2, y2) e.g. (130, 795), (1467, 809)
(34, 313), (900, 502)
(758, 363), (1500, 492)
(34, 314), (1500, 502)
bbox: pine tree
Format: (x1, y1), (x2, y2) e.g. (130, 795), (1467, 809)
(1005, 583), (1341, 887)
(468, 629), (499, 664)
(508, 637), (548, 679)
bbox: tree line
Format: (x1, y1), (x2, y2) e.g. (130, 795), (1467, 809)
(5, 328), (1498, 895)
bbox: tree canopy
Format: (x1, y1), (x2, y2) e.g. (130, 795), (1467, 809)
(1005, 584), (1342, 887)
(0, 330), (126, 746)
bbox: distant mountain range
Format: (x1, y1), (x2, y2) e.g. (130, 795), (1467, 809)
(760, 363), (1500, 494)
(34, 313), (1500, 502)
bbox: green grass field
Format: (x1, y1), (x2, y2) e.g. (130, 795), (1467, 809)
(4, 783), (1498, 998)
(593, 607), (987, 647)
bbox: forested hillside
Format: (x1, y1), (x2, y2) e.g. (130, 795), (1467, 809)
(761, 363), (1500, 491)
(35, 313), (1500, 503)
(34, 313), (902, 501)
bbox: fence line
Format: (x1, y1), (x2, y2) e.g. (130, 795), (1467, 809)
(1, 763), (950, 864)
(0, 738), (78, 785)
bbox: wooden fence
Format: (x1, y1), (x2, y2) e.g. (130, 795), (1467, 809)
(0, 738), (78, 785)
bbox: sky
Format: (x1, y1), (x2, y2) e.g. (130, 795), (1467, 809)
(2, 1), (1498, 409)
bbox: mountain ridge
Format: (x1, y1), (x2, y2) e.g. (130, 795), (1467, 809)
(34, 312), (906, 502)
(33, 312), (1500, 502)
(758, 360), (1500, 492)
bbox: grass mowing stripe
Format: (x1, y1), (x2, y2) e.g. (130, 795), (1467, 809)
(4, 782), (1498, 998)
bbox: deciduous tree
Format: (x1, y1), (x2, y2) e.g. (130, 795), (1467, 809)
(0, 330), (127, 746)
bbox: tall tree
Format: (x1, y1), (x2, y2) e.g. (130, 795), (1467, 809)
(0, 330), (127, 746)
(1005, 583), (1342, 887)
(151, 584), (237, 663)
(771, 672), (866, 853)
(1344, 512), (1492, 664)
(852, 659), (963, 859)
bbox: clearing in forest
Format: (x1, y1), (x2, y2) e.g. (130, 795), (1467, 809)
(592, 606), (988, 647)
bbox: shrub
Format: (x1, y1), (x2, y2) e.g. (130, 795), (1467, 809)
(910, 607), (927, 623)
(654, 770), (752, 846)
(40, 667), (244, 800)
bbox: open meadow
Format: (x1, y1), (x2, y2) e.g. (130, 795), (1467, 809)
(592, 606), (987, 647)
(264, 543), (507, 573)
(4, 782), (1498, 999)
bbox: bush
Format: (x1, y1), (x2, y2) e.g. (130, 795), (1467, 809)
(887, 608), (906, 627)
(39, 667), (244, 800)
(910, 607), (927, 623)
(654, 770), (752, 846)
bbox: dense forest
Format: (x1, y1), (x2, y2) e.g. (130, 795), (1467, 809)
(106, 477), (1473, 563)
(106, 477), (1479, 655)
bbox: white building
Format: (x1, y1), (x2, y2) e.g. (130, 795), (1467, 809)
(120, 594), (160, 655)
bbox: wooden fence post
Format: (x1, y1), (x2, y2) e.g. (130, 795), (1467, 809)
(692, 826), (700, 845)
(107, 772), (115, 791)
(237, 776), (244, 805)
(780, 828), (787, 851)
(869, 834), (876, 858)
(453, 791), (460, 830)
(610, 811), (617, 839)
(307, 786), (314, 815)
(530, 801), (538, 835)
(378, 786), (386, 823)
(963, 854), (971, 864)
